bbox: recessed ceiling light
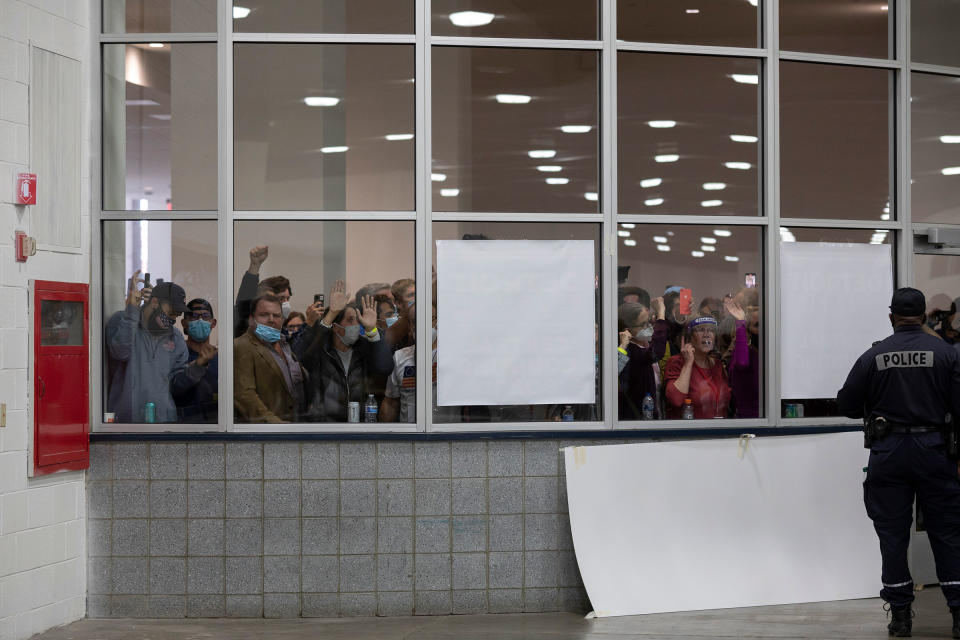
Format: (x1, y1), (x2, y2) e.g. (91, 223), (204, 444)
(881, 213), (891, 220)
(561, 125), (592, 133)
(648, 120), (677, 128)
(730, 134), (758, 143)
(233, 6), (251, 19)
(701, 200), (723, 207)
(449, 10), (495, 26)
(618, 230), (631, 237)
(700, 237), (717, 244)
(653, 236), (668, 243)
(584, 192), (598, 201)
(686, 8), (700, 13)
(655, 154), (679, 163)
(304, 96), (339, 107)
(725, 161), (752, 170)
(546, 177), (569, 185)
(528, 150), (556, 158)
(714, 229), (732, 237)
(645, 198), (664, 206)
(691, 250), (705, 257)
(701, 245), (716, 252)
(940, 135), (960, 144)
(148, 43), (164, 48)
(537, 165), (562, 172)
(724, 256), (740, 262)
(321, 146), (348, 153)
(621, 223), (636, 229)
(624, 239), (637, 247)
(431, 173), (447, 182)
(730, 74), (759, 85)
(440, 188), (460, 197)
(747, 0), (758, 6)
(495, 94), (531, 104)
(703, 182), (726, 190)
(385, 133), (414, 141)
(640, 178), (662, 188)
(941, 167), (960, 175)
(657, 245), (671, 252)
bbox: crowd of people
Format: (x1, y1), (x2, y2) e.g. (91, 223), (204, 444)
(103, 242), (960, 425)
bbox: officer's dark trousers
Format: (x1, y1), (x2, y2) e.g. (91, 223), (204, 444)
(864, 431), (960, 608)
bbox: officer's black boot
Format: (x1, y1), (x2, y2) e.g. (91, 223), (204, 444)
(887, 604), (912, 637)
(950, 606), (960, 638)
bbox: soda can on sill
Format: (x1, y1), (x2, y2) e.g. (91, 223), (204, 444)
(784, 403), (796, 418)
(144, 402), (157, 423)
(794, 403), (805, 418)
(347, 401), (360, 423)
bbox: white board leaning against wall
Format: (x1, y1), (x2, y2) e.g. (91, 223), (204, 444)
(780, 242), (893, 399)
(436, 239), (596, 407)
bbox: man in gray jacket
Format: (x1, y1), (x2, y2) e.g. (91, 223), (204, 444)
(105, 271), (213, 423)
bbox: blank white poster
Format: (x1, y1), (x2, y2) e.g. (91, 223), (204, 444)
(564, 433), (879, 617)
(436, 240), (595, 406)
(781, 242), (893, 399)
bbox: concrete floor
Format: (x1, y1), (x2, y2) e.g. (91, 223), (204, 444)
(33, 588), (959, 640)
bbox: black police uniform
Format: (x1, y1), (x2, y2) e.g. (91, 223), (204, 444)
(838, 322), (960, 609)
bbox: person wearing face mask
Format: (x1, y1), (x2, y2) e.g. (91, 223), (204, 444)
(664, 316), (731, 419)
(232, 245), (296, 338)
(283, 311), (307, 342)
(234, 293), (308, 423)
(293, 279), (393, 422)
(105, 271), (209, 423)
(617, 299), (668, 420)
(724, 289), (761, 419)
(173, 298), (219, 422)
(374, 295), (400, 333)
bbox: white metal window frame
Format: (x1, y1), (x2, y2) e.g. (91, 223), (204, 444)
(91, 0), (953, 434)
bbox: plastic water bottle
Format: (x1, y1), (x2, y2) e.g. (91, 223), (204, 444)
(641, 394), (655, 420)
(364, 394), (378, 423)
(561, 405), (575, 422)
(682, 398), (695, 420)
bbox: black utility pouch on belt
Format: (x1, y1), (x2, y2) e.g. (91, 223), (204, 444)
(863, 416), (890, 449)
(944, 418), (960, 460)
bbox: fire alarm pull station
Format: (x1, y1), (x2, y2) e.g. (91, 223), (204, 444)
(15, 230), (36, 263)
(15, 173), (37, 205)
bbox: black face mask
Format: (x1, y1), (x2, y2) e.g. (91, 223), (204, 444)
(149, 307), (173, 334)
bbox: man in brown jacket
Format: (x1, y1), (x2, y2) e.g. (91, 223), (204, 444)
(234, 293), (307, 423)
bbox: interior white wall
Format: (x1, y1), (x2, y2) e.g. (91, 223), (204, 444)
(0, 1), (91, 638)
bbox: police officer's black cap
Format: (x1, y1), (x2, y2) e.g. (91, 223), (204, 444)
(152, 281), (189, 313)
(889, 287), (926, 317)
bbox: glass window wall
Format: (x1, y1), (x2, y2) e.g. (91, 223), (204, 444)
(617, 0), (759, 48)
(232, 1), (415, 34)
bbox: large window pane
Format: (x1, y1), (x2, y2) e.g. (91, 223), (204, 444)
(911, 72), (960, 225)
(102, 220), (219, 426)
(233, 221), (415, 424)
(232, 1), (414, 34)
(616, 224), (764, 422)
(432, 0), (597, 39)
(779, 0), (891, 59)
(618, 53), (760, 216)
(433, 222), (601, 423)
(780, 62), (892, 221)
(779, 227), (894, 418)
(102, 43), (217, 211)
(617, 0), (759, 48)
(103, 0), (217, 33)
(432, 47), (599, 213)
(911, 0), (960, 68)
(915, 253), (960, 346)
(234, 44), (415, 211)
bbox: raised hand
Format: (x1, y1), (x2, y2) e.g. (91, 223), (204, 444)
(126, 269), (145, 307)
(680, 336), (695, 364)
(651, 296), (665, 321)
(619, 329), (631, 350)
(724, 297), (746, 322)
(196, 343), (218, 366)
(328, 279), (350, 313)
(248, 246), (269, 274)
(359, 294), (378, 330)
(305, 301), (325, 327)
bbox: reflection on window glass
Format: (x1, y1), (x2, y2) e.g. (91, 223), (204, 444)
(102, 221), (219, 425)
(779, 227), (892, 418)
(233, 221), (415, 424)
(40, 301), (84, 346)
(233, 0), (414, 33)
(779, 0), (891, 59)
(617, 0), (758, 48)
(432, 47), (599, 213)
(234, 44), (415, 211)
(618, 53), (760, 216)
(915, 254), (960, 347)
(780, 62), (892, 221)
(616, 224), (763, 421)
(432, 0), (597, 39)
(102, 0), (217, 33)
(102, 44), (217, 211)
(911, 1), (960, 68)
(432, 222), (601, 423)
(911, 72), (960, 225)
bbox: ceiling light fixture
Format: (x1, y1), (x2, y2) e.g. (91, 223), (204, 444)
(703, 182), (726, 190)
(495, 94), (531, 104)
(621, 223), (636, 229)
(537, 165), (562, 172)
(725, 161), (752, 170)
(546, 177), (570, 185)
(714, 229), (732, 237)
(320, 146), (348, 153)
(724, 256), (740, 262)
(700, 237), (717, 244)
(440, 188), (460, 197)
(645, 198), (664, 206)
(640, 178), (662, 188)
(233, 6), (251, 19)
(941, 166), (960, 175)
(941, 135), (960, 144)
(304, 96), (339, 107)
(701, 245), (716, 252)
(653, 236), (668, 243)
(655, 154), (679, 163)
(730, 74), (759, 85)
(624, 239), (637, 247)
(385, 133), (414, 141)
(657, 245), (671, 252)
(528, 150), (556, 158)
(686, 8), (700, 13)
(449, 10), (495, 26)
(148, 42), (164, 48)
(431, 173), (447, 182)
(701, 200), (723, 207)
(730, 134), (758, 143)
(618, 230), (631, 237)
(691, 250), (705, 257)
(648, 120), (677, 128)
(561, 125), (592, 133)
(584, 192), (598, 201)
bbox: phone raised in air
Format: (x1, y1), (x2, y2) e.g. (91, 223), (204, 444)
(745, 273), (757, 288)
(314, 293), (325, 306)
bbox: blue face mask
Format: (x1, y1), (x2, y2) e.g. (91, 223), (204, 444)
(255, 323), (283, 344)
(385, 314), (400, 328)
(187, 318), (212, 342)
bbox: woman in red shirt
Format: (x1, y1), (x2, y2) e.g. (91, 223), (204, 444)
(664, 316), (731, 419)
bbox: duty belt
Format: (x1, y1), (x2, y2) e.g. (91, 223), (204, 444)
(888, 425), (941, 434)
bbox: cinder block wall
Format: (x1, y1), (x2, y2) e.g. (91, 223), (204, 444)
(86, 440), (593, 618)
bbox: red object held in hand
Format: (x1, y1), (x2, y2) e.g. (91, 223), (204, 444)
(678, 288), (693, 315)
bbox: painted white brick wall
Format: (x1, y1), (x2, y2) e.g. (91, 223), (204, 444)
(0, 1), (91, 639)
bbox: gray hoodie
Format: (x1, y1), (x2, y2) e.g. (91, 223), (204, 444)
(105, 305), (206, 423)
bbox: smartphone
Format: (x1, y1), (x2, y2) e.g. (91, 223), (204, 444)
(143, 272), (151, 288)
(745, 273), (757, 288)
(314, 293), (325, 305)
(678, 288), (693, 315)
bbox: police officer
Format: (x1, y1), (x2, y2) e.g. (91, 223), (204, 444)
(838, 287), (960, 638)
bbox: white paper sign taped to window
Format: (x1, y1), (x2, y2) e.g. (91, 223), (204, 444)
(780, 241), (893, 399)
(436, 239), (596, 406)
